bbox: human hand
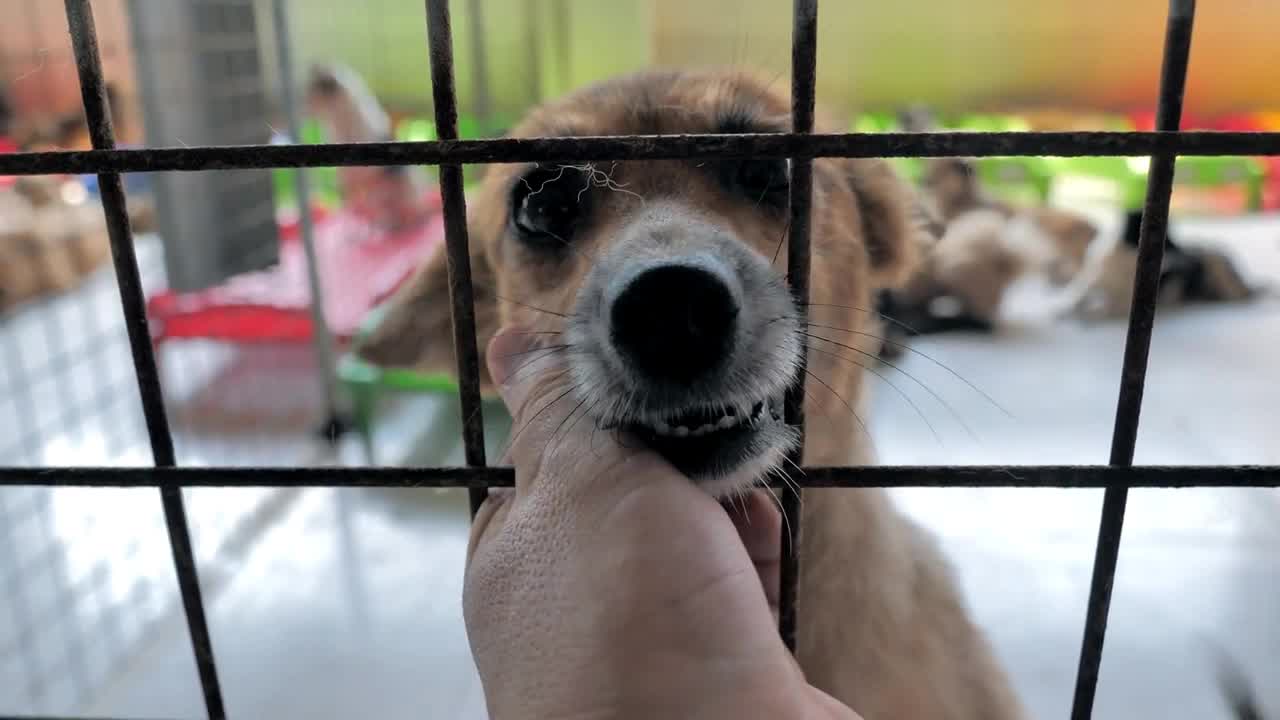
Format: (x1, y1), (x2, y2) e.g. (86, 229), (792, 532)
(462, 327), (859, 720)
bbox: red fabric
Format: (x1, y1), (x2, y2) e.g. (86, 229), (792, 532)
(0, 136), (17, 189)
(148, 194), (444, 346)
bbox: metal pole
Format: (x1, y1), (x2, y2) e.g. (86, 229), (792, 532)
(270, 0), (346, 443)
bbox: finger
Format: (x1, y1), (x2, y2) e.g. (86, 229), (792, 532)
(725, 491), (782, 614)
(486, 326), (566, 419)
(487, 326), (577, 474)
(488, 327), (667, 491)
(465, 487), (514, 563)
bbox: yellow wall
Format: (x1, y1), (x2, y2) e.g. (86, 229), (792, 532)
(652, 0), (1280, 117)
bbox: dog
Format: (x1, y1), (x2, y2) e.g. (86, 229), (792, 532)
(1073, 209), (1257, 321)
(0, 182), (111, 312)
(875, 158), (1099, 359)
(305, 62), (432, 232)
(919, 157), (1097, 287)
(355, 68), (1028, 719)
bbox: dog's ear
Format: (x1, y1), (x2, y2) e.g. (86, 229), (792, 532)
(846, 158), (940, 288)
(354, 228), (501, 392)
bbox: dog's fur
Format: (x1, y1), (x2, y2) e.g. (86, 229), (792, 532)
(875, 158), (1100, 358)
(356, 69), (1026, 719)
(920, 157), (1097, 286)
(0, 183), (111, 312)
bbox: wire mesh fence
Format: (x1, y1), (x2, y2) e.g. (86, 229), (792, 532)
(0, 0), (1277, 718)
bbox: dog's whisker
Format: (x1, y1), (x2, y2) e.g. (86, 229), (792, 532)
(759, 472), (795, 553)
(501, 373), (576, 455)
(804, 320), (1014, 419)
(545, 391), (594, 460)
(807, 344), (944, 447)
(493, 294), (574, 319)
(805, 301), (925, 337)
(805, 331), (981, 444)
(493, 343), (573, 361)
(771, 216), (793, 267)
(503, 329), (565, 337)
(803, 367), (870, 442)
(501, 346), (575, 387)
(808, 330), (977, 443)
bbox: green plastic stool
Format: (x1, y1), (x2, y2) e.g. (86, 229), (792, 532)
(941, 113), (1054, 205)
(273, 119), (342, 210)
(1048, 154), (1266, 211)
(849, 113), (924, 185)
(338, 304), (464, 464)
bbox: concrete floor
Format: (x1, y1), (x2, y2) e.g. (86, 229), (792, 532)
(2, 213), (1278, 719)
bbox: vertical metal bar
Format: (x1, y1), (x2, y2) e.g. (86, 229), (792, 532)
(61, 2), (227, 719)
(464, 0), (492, 135)
(779, 0), (818, 653)
(270, 0), (345, 439)
(425, 0), (489, 516)
(1070, 2), (1196, 719)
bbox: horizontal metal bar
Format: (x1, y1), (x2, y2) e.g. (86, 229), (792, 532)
(1, 465), (1274, 488)
(0, 131), (1276, 176)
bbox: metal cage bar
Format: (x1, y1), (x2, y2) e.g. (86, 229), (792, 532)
(0, 0), (1273, 718)
(778, 0), (818, 654)
(1070, 2), (1198, 718)
(424, 0), (489, 517)
(1, 465), (1276, 489)
(60, 2), (228, 719)
(1, 131), (1277, 176)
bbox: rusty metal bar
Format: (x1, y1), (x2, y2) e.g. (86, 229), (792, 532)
(1, 130), (1276, 176)
(779, 0), (819, 654)
(1071, 2), (1198, 719)
(425, 0), (489, 516)
(61, 1), (226, 718)
(2, 465), (1275, 489)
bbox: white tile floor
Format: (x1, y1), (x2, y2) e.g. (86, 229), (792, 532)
(3, 213), (1279, 719)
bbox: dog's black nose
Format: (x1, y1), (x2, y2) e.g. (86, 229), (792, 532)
(610, 264), (738, 384)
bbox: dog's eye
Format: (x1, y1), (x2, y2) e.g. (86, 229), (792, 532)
(510, 165), (587, 249)
(722, 158), (790, 205)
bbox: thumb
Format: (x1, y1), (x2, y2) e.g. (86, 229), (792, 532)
(486, 326), (566, 422)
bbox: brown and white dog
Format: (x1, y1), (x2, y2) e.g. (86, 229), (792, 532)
(1072, 209), (1257, 322)
(875, 157), (1100, 358)
(356, 69), (1027, 719)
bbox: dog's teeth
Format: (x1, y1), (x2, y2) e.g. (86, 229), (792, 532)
(673, 425), (690, 438)
(654, 420), (672, 436)
(695, 423), (717, 436)
(717, 415), (737, 429)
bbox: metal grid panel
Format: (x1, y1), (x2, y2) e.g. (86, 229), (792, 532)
(0, 1), (1277, 719)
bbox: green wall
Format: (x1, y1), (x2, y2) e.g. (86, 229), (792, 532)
(269, 0), (652, 120)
